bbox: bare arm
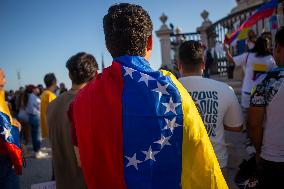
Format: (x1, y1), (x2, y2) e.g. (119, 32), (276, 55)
(247, 107), (265, 154)
(223, 44), (235, 65)
(74, 146), (81, 167)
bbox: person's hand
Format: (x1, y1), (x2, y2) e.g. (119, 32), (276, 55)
(12, 118), (21, 131)
(223, 43), (228, 52)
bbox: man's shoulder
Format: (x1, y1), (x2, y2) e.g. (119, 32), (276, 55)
(47, 92), (72, 114)
(41, 90), (54, 100)
(266, 68), (284, 78)
(181, 76), (232, 90)
(74, 62), (122, 106)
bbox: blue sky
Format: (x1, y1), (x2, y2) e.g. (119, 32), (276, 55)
(0, 0), (236, 90)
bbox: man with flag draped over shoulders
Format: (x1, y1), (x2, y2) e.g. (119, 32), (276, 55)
(0, 68), (22, 189)
(69, 3), (227, 189)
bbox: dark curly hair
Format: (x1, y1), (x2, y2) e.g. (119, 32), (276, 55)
(103, 3), (153, 58)
(178, 40), (204, 71)
(44, 73), (57, 88)
(66, 52), (98, 85)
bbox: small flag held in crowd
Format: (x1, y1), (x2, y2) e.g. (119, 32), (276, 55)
(225, 0), (278, 45)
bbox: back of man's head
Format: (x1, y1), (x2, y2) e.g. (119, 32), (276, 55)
(103, 3), (153, 58)
(44, 73), (57, 88)
(66, 52), (98, 85)
(178, 40), (204, 73)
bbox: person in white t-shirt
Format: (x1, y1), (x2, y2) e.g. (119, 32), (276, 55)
(224, 36), (276, 109)
(248, 27), (284, 189)
(177, 40), (243, 178)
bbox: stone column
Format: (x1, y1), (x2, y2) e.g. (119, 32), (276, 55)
(197, 10), (212, 48)
(155, 13), (172, 70)
(197, 10), (220, 74)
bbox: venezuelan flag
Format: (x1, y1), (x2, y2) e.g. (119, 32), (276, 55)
(71, 56), (227, 189)
(225, 0), (278, 45)
(0, 90), (22, 175)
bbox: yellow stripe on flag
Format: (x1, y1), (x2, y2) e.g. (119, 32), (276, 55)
(238, 28), (249, 40)
(0, 90), (17, 126)
(253, 64), (268, 72)
(161, 70), (228, 189)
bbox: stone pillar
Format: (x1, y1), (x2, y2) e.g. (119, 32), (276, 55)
(197, 10), (212, 48)
(155, 13), (172, 70)
(197, 10), (219, 74)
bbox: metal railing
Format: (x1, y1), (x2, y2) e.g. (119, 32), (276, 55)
(170, 32), (201, 47)
(168, 0), (284, 77)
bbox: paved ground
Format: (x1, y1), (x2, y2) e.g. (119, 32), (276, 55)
(19, 132), (247, 189)
(20, 140), (53, 189)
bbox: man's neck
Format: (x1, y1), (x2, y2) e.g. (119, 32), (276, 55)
(47, 86), (56, 93)
(181, 71), (202, 78)
(70, 83), (86, 92)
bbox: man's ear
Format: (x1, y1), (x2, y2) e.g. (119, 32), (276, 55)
(146, 35), (153, 51)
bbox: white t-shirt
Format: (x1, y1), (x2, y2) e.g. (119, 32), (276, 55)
(179, 76), (243, 168)
(251, 68), (284, 162)
(26, 93), (41, 116)
(233, 53), (276, 108)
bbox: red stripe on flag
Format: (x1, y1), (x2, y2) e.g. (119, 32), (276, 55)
(225, 7), (276, 44)
(0, 138), (22, 175)
(243, 8), (275, 28)
(72, 61), (126, 189)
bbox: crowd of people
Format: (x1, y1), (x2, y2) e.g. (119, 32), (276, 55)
(0, 3), (284, 189)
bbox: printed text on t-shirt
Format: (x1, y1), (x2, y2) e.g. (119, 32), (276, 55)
(189, 91), (218, 137)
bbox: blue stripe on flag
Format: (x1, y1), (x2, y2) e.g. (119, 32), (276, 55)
(0, 112), (20, 147)
(115, 56), (183, 189)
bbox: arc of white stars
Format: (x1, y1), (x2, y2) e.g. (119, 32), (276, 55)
(124, 66), (135, 79)
(163, 117), (181, 133)
(162, 97), (181, 115)
(1, 127), (11, 140)
(152, 82), (170, 99)
(142, 146), (159, 161)
(138, 73), (155, 87)
(154, 135), (171, 149)
(125, 153), (142, 170)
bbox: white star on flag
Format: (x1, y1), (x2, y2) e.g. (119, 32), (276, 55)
(163, 117), (181, 133)
(124, 66), (135, 79)
(125, 153), (142, 170)
(138, 73), (155, 86)
(154, 135), (171, 149)
(162, 97), (181, 115)
(1, 127), (11, 140)
(142, 146), (159, 161)
(152, 82), (170, 99)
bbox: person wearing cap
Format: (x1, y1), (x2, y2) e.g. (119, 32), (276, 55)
(26, 85), (48, 159)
